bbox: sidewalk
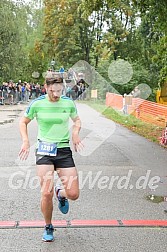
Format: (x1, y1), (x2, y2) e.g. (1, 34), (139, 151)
(0, 104), (27, 125)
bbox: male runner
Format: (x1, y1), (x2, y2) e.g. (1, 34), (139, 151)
(19, 76), (82, 242)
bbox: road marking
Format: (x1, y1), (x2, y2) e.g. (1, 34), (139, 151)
(0, 220), (167, 229)
(70, 220), (119, 227)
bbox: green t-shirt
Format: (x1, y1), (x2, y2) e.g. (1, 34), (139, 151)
(24, 95), (78, 148)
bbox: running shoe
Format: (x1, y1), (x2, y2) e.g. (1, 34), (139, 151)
(55, 185), (69, 214)
(42, 224), (54, 242)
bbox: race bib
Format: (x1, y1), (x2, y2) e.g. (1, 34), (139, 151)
(37, 140), (57, 156)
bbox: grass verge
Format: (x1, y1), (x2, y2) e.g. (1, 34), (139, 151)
(78, 100), (163, 144)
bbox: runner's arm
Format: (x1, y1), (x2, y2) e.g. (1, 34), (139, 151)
(71, 116), (83, 152)
(19, 116), (31, 160)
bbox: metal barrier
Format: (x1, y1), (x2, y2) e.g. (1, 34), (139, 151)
(0, 89), (29, 105)
(0, 91), (4, 105)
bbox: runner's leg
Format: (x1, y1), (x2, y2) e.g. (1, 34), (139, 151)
(36, 164), (54, 225)
(56, 167), (79, 200)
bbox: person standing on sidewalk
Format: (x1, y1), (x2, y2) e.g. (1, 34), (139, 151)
(19, 76), (82, 242)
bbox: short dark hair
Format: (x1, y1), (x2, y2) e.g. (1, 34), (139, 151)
(45, 77), (63, 86)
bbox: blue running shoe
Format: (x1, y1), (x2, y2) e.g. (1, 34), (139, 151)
(55, 185), (69, 214)
(42, 224), (54, 242)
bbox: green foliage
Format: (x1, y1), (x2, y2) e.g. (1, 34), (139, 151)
(132, 0), (167, 33)
(0, 0), (47, 83)
(43, 0), (95, 66)
(0, 0), (166, 93)
(152, 36), (167, 85)
(95, 59), (155, 100)
(132, 0), (167, 85)
(79, 0), (166, 88)
(0, 0), (22, 81)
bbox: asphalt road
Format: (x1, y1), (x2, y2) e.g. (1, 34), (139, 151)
(0, 102), (167, 252)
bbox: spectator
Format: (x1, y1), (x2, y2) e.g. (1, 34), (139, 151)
(59, 66), (65, 79)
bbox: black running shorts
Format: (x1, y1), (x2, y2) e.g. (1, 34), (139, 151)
(36, 147), (75, 170)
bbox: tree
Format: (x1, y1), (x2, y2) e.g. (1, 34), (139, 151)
(132, 0), (167, 84)
(0, 0), (23, 81)
(0, 0), (47, 83)
(43, 0), (95, 66)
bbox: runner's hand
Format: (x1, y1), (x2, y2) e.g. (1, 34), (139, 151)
(72, 133), (84, 152)
(19, 141), (30, 160)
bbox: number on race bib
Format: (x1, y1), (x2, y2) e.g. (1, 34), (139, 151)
(37, 141), (57, 156)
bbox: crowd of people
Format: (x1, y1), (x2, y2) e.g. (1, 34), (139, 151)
(0, 67), (89, 105)
(59, 67), (89, 100)
(0, 80), (46, 105)
(66, 78), (89, 100)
